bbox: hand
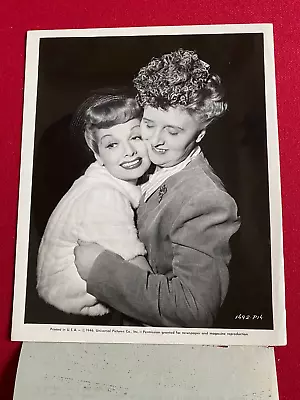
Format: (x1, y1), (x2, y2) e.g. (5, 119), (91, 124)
(74, 240), (105, 281)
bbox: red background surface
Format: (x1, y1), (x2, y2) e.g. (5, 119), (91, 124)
(1, 1), (299, 399)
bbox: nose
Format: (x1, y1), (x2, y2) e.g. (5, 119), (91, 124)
(124, 141), (136, 157)
(149, 127), (165, 147)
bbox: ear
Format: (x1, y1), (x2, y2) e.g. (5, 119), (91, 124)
(94, 152), (104, 166)
(84, 130), (95, 152)
(196, 129), (206, 143)
(85, 130), (103, 164)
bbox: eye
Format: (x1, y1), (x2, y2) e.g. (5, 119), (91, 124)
(166, 127), (180, 136)
(131, 135), (142, 141)
(106, 142), (118, 149)
(143, 120), (155, 129)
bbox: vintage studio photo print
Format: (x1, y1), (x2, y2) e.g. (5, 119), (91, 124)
(12, 24), (286, 345)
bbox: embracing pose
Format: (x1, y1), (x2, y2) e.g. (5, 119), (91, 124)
(75, 49), (241, 327)
(37, 92), (151, 316)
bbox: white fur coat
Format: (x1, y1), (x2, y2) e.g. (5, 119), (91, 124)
(37, 161), (145, 316)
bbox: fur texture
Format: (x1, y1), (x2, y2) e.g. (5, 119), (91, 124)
(37, 161), (145, 316)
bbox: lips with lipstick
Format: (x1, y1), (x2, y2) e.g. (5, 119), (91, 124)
(120, 157), (143, 170)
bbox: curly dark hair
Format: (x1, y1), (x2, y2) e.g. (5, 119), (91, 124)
(133, 49), (227, 124)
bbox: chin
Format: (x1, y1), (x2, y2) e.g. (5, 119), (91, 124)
(153, 158), (173, 167)
(149, 153), (168, 164)
(123, 170), (145, 182)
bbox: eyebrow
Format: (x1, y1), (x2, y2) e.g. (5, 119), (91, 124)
(100, 125), (140, 143)
(130, 124), (141, 131)
(100, 134), (113, 144)
(142, 118), (184, 131)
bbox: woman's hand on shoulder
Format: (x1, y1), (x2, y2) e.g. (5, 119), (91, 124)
(74, 240), (105, 281)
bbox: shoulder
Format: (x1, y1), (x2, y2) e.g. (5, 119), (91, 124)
(180, 154), (226, 192)
(84, 165), (141, 208)
(168, 157), (239, 224)
(184, 188), (238, 219)
(165, 154), (232, 203)
(169, 188), (239, 240)
(78, 184), (134, 228)
(178, 187), (237, 215)
(82, 184), (131, 209)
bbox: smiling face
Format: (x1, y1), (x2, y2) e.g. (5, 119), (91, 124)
(95, 118), (151, 184)
(141, 106), (205, 168)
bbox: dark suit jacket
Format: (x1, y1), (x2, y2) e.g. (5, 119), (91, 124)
(87, 152), (241, 327)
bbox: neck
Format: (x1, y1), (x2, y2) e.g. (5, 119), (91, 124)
(126, 179), (138, 186)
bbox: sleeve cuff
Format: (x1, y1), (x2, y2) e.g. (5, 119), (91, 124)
(86, 250), (125, 297)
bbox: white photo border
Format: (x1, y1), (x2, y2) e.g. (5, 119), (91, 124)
(12, 24), (286, 345)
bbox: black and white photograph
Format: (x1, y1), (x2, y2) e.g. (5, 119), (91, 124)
(12, 24), (286, 345)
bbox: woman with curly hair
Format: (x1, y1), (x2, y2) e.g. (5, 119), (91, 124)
(74, 49), (241, 328)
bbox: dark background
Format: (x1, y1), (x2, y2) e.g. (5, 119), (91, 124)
(23, 33), (273, 330)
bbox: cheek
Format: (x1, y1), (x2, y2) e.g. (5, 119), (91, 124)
(167, 136), (188, 151)
(168, 134), (196, 151)
(100, 150), (119, 167)
(135, 140), (149, 155)
(141, 125), (151, 140)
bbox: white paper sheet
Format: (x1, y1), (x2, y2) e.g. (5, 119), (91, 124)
(14, 343), (279, 399)
(11, 24), (286, 346)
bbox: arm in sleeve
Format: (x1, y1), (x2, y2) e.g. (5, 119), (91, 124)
(87, 190), (240, 327)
